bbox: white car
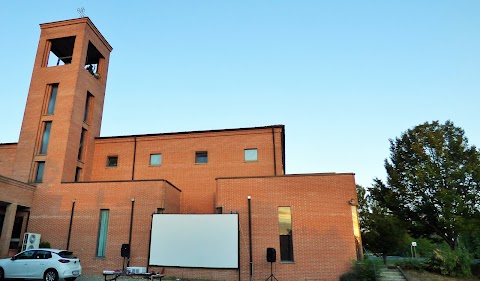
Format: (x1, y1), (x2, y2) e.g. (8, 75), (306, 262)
(0, 249), (81, 281)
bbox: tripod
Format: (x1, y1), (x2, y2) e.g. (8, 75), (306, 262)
(265, 261), (278, 281)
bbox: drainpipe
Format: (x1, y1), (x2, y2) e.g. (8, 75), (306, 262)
(247, 196), (253, 281)
(127, 198), (135, 267)
(132, 137), (137, 180)
(66, 199), (75, 250)
(272, 127), (277, 176)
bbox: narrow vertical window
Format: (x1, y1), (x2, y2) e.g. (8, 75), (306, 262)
(75, 167), (82, 182)
(195, 151), (208, 164)
(278, 207), (294, 262)
(78, 129), (87, 160)
(83, 92), (93, 123)
(244, 148), (258, 162)
(46, 84), (58, 114)
(35, 162), (45, 183)
(96, 209), (110, 257)
(40, 122), (52, 155)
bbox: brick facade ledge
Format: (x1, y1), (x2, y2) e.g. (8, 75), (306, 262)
(60, 179), (181, 192)
(215, 172), (355, 180)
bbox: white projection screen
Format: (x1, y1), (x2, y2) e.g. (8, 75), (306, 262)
(149, 214), (239, 268)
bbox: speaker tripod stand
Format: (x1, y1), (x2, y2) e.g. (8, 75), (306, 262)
(265, 261), (278, 281)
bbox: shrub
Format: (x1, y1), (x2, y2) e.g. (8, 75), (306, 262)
(339, 260), (378, 281)
(39, 241), (51, 248)
(395, 259), (426, 271)
(426, 246), (472, 277)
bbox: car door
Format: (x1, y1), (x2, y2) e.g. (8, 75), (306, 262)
(5, 250), (36, 278)
(30, 250), (52, 278)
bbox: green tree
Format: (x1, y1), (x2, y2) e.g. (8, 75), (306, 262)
(371, 120), (480, 250)
(357, 184), (408, 264)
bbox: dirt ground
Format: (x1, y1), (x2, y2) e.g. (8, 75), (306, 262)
(403, 270), (480, 281)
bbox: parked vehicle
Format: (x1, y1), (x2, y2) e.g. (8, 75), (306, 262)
(0, 249), (81, 281)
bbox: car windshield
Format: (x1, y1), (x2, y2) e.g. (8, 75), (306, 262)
(57, 251), (76, 258)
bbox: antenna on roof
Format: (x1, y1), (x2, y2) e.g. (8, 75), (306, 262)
(77, 7), (86, 18)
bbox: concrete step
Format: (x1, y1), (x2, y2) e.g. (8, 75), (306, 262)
(378, 268), (407, 281)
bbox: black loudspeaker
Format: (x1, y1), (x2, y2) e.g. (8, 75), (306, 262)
(266, 248), (276, 262)
(121, 243), (130, 258)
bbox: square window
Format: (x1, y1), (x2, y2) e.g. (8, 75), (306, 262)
(150, 154), (162, 166)
(244, 148), (258, 162)
(106, 156), (118, 167)
(195, 151), (208, 164)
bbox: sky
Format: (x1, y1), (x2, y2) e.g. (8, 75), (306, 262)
(0, 1), (478, 188)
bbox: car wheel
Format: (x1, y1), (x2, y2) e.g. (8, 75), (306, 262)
(0, 267), (4, 281)
(44, 269), (59, 281)
(65, 278), (77, 281)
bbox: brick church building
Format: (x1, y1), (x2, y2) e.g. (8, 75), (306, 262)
(0, 17), (361, 280)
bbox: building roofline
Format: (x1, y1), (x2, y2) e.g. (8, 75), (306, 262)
(60, 179), (181, 192)
(0, 142), (18, 146)
(215, 172), (355, 181)
(40, 17), (112, 52)
(97, 124), (285, 140)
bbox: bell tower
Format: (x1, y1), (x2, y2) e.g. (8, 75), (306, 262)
(12, 18), (112, 184)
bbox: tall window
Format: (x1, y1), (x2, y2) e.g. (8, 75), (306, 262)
(195, 151), (208, 164)
(75, 167), (82, 182)
(78, 129), (87, 160)
(96, 209), (110, 257)
(40, 122), (52, 155)
(83, 92), (93, 123)
(244, 148), (258, 162)
(278, 207), (294, 261)
(46, 84), (58, 114)
(35, 162), (45, 183)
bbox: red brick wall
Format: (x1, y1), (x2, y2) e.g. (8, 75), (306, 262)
(27, 180), (180, 273)
(90, 127), (284, 214)
(216, 174), (358, 281)
(11, 18), (111, 184)
(0, 144), (17, 177)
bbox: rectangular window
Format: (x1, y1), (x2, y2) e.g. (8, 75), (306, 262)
(96, 209), (109, 257)
(40, 122), (52, 155)
(244, 148), (258, 162)
(78, 129), (87, 160)
(75, 167), (82, 182)
(106, 156), (118, 167)
(46, 84), (58, 114)
(46, 36), (76, 67)
(195, 151), (208, 164)
(35, 162), (45, 183)
(83, 92), (93, 123)
(278, 206), (294, 262)
(150, 154), (162, 166)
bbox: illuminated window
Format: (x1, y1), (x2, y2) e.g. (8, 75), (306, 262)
(278, 206), (294, 262)
(244, 148), (258, 161)
(195, 151), (208, 164)
(150, 154), (162, 166)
